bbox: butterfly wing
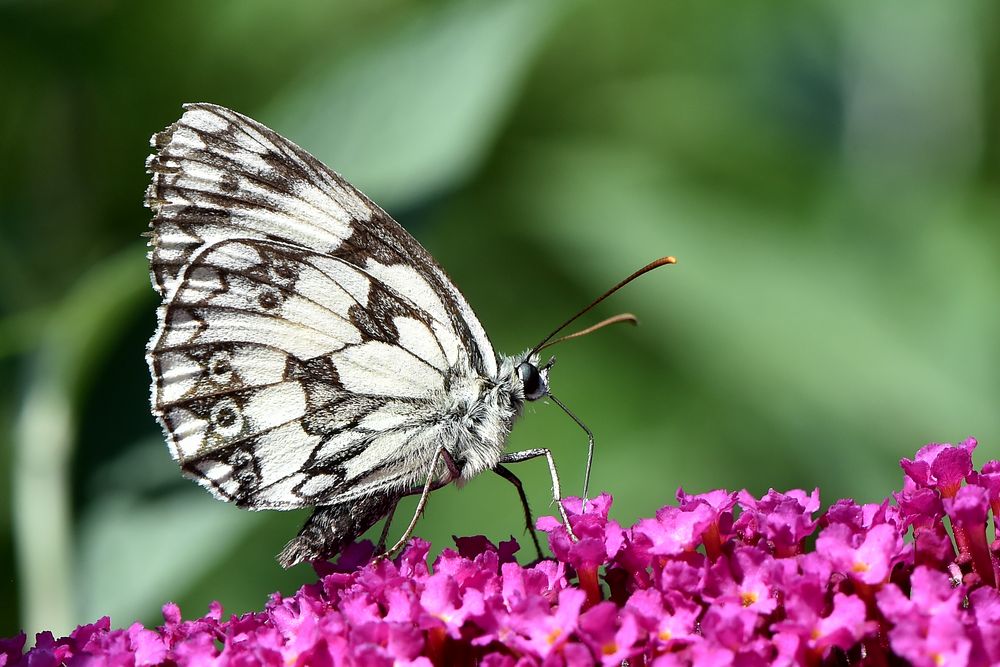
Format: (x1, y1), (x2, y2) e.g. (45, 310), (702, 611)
(149, 237), (472, 509)
(146, 103), (497, 377)
(145, 104), (499, 514)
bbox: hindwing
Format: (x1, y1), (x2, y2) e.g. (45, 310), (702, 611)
(148, 237), (469, 509)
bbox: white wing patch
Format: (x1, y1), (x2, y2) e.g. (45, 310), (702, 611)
(296, 473), (341, 498)
(366, 262), (449, 325)
(182, 106), (231, 134)
(358, 402), (416, 431)
(253, 422), (320, 487)
(342, 427), (422, 482)
(394, 316), (448, 371)
(163, 307), (353, 358)
(254, 475), (309, 507)
(167, 407), (207, 460)
(333, 341), (444, 399)
(431, 321), (462, 367)
(163, 382), (306, 460)
(307, 255), (371, 308)
(362, 258), (488, 373)
(247, 383), (308, 428)
(315, 430), (367, 462)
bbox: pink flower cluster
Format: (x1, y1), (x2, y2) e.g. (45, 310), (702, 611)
(4, 439), (1000, 666)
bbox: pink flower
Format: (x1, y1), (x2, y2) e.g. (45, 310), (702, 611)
(823, 498), (899, 534)
(901, 438), (977, 498)
(816, 523), (903, 585)
(625, 588), (700, 650)
(676, 488), (737, 558)
(775, 591), (874, 656)
(702, 547), (779, 614)
(878, 567), (972, 667)
(968, 460), (1000, 541)
(700, 600), (760, 650)
(536, 494), (623, 570)
(0, 634), (26, 667)
(969, 586), (1000, 664)
(944, 484), (997, 587)
(735, 488), (820, 556)
(7, 441), (1000, 666)
(632, 503), (716, 557)
(419, 570), (485, 638)
(537, 494), (622, 606)
(896, 486), (955, 568)
(504, 588), (586, 659)
(576, 602), (641, 665)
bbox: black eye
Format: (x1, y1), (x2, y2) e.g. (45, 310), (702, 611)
(518, 362), (544, 400)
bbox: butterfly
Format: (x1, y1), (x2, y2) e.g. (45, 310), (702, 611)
(144, 103), (675, 567)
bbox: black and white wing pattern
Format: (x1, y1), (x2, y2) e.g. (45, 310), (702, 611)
(149, 238), (465, 507)
(145, 105), (524, 564)
(146, 103), (497, 377)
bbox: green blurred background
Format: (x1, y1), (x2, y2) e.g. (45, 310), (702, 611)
(2, 0), (998, 641)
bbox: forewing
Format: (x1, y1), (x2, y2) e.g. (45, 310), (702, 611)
(146, 103), (497, 377)
(148, 238), (461, 509)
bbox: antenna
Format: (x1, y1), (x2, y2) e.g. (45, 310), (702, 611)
(529, 256), (676, 358)
(537, 313), (638, 352)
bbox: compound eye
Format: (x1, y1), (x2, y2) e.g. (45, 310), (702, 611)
(518, 362), (545, 400)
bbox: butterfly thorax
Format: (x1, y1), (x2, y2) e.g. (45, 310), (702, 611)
(441, 355), (526, 483)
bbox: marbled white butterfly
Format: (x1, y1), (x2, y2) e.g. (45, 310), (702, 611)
(145, 103), (674, 567)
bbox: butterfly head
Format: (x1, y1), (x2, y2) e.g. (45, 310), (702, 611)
(512, 258), (677, 412)
(517, 355), (554, 401)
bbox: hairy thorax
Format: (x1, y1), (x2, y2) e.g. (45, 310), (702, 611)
(440, 356), (524, 483)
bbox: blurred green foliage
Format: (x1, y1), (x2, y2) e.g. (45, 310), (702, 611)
(2, 0), (998, 641)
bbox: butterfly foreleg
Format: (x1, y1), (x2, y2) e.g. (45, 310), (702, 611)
(498, 448), (578, 542)
(380, 445), (458, 559)
(493, 465), (544, 560)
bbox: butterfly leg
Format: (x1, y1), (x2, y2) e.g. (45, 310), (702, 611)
(499, 449), (578, 542)
(375, 495), (402, 553)
(547, 393), (595, 506)
(493, 465), (544, 560)
(381, 446), (458, 559)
